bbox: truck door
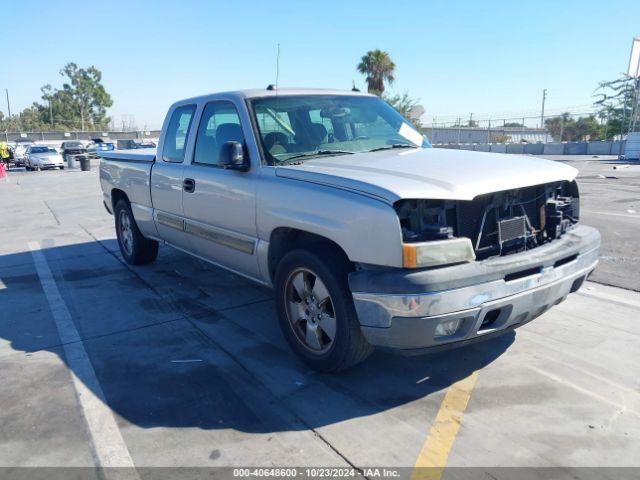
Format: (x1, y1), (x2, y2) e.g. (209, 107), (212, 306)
(181, 100), (260, 279)
(150, 104), (196, 251)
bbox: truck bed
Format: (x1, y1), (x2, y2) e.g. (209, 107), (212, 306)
(100, 149), (157, 238)
(99, 148), (157, 163)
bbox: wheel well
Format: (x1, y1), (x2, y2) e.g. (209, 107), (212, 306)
(268, 228), (352, 282)
(111, 188), (129, 211)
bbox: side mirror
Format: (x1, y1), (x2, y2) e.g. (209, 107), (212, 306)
(218, 141), (249, 171)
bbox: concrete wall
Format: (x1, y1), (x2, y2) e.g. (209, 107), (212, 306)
(611, 141), (625, 155)
(4, 130), (162, 143)
(428, 128), (489, 144)
(523, 143), (544, 154)
(587, 141), (612, 155)
(434, 141), (630, 156)
(5, 129), (630, 157)
(564, 142), (588, 155)
(506, 144), (524, 154)
(543, 143), (565, 155)
(427, 127), (555, 144)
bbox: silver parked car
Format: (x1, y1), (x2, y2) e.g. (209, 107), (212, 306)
(25, 145), (65, 170)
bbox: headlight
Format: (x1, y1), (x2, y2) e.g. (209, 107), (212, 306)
(402, 238), (476, 268)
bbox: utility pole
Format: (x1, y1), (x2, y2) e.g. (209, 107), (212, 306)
(5, 89), (11, 117)
(431, 116), (436, 142)
(540, 88), (547, 130)
(49, 99), (54, 128)
(469, 113), (473, 127)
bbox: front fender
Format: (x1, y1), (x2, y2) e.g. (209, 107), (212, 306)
(256, 170), (403, 268)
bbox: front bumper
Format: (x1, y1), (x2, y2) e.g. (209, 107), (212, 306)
(349, 225), (600, 352)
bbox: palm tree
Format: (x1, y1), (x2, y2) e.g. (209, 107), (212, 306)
(357, 50), (396, 95)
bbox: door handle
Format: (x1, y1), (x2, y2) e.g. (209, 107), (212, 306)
(183, 178), (196, 193)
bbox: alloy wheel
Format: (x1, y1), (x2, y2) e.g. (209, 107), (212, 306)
(118, 210), (134, 256)
(284, 267), (337, 353)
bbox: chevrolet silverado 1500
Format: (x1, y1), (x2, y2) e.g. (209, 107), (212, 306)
(100, 88), (601, 371)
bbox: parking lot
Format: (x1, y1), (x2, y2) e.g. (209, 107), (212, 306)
(1, 155), (639, 477)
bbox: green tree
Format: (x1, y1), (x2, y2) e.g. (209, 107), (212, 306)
(383, 92), (423, 130)
(52, 63), (113, 130)
(357, 50), (396, 95)
(0, 62), (112, 132)
(574, 115), (601, 140)
(545, 113), (570, 141)
(594, 75), (636, 139)
(544, 113), (601, 141)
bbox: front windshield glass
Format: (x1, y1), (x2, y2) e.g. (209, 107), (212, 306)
(250, 95), (430, 165)
(31, 147), (56, 153)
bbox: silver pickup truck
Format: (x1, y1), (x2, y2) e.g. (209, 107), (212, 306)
(100, 87), (601, 371)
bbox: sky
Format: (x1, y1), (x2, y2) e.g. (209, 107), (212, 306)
(1, 0), (639, 130)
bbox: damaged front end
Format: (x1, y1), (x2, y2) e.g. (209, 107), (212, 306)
(395, 180), (580, 261)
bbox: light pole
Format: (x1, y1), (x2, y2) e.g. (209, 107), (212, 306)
(5, 89), (11, 118)
(540, 88), (547, 126)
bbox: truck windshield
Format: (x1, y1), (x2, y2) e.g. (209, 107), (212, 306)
(250, 95), (430, 165)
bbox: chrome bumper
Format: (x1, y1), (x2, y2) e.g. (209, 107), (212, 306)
(351, 225), (600, 351)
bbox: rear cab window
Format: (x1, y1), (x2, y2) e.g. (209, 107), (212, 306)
(162, 105), (196, 163)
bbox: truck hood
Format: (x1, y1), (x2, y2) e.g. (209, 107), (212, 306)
(275, 147), (578, 203)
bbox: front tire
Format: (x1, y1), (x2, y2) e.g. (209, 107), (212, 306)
(274, 247), (373, 372)
(114, 199), (159, 265)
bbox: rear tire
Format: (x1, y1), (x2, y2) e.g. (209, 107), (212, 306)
(274, 247), (373, 372)
(114, 199), (159, 265)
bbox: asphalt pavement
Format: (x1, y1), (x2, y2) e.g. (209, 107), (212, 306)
(543, 155), (640, 291)
(0, 158), (638, 478)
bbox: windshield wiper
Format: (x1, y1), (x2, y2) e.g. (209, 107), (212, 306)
(368, 143), (418, 152)
(279, 150), (355, 164)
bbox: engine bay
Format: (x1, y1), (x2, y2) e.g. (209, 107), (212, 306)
(395, 180), (580, 260)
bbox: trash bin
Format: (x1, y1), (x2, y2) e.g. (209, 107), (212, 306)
(67, 155), (76, 169)
(79, 158), (91, 171)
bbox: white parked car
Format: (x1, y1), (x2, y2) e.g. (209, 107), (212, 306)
(25, 145), (65, 170)
(12, 141), (34, 167)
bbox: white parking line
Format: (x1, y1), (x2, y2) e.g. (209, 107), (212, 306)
(578, 286), (640, 310)
(29, 241), (139, 476)
(582, 210), (639, 219)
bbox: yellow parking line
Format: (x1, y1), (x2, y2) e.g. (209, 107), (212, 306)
(411, 371), (479, 480)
